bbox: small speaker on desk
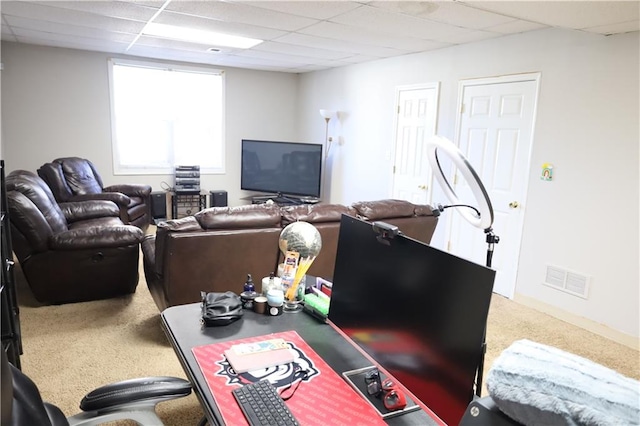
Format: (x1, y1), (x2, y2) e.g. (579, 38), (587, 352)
(210, 190), (228, 207)
(151, 191), (167, 219)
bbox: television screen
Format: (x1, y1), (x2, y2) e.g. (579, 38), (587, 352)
(241, 139), (323, 198)
(328, 215), (495, 425)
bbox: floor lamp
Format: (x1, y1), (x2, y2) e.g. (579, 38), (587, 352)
(425, 135), (499, 397)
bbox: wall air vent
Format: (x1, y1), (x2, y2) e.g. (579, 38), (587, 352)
(543, 265), (590, 299)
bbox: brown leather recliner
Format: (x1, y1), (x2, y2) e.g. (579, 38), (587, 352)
(6, 170), (145, 304)
(37, 157), (152, 230)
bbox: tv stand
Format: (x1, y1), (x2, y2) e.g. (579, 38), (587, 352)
(250, 193), (320, 206)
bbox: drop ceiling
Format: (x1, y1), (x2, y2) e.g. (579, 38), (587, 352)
(1, 1), (638, 73)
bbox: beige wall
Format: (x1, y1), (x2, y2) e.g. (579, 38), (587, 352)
(296, 28), (639, 344)
(0, 42), (299, 205)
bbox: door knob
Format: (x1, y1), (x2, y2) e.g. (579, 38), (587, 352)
(509, 201), (520, 209)
(418, 185), (428, 190)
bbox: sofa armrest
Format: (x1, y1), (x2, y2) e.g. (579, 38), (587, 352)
(59, 200), (120, 223)
(50, 226), (143, 250)
(352, 199), (417, 220)
(104, 184), (152, 198)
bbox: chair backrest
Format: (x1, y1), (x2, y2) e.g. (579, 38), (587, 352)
(6, 170), (68, 258)
(1, 348), (69, 425)
(38, 157), (104, 202)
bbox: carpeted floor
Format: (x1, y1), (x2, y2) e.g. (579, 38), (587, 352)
(14, 249), (640, 425)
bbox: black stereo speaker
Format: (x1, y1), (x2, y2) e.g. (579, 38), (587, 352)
(150, 191), (167, 219)
(210, 190), (228, 207)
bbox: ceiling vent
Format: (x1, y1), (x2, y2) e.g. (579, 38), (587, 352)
(544, 265), (590, 299)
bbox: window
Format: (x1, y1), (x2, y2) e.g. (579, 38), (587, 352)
(108, 58), (225, 175)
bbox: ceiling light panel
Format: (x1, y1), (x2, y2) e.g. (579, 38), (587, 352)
(143, 22), (262, 48)
(153, 10), (287, 41)
(134, 34), (237, 53)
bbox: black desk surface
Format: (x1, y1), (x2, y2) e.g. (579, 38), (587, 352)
(161, 303), (441, 426)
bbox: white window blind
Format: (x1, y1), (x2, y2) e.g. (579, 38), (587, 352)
(108, 58), (225, 175)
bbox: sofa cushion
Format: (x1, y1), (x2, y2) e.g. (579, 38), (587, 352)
(352, 199), (416, 220)
(195, 204), (281, 229)
(281, 203), (357, 225)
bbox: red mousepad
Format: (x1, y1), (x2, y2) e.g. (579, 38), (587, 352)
(192, 330), (386, 426)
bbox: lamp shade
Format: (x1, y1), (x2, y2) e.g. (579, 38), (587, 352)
(319, 109), (335, 120)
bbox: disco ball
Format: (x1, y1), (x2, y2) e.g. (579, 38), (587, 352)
(278, 221), (322, 258)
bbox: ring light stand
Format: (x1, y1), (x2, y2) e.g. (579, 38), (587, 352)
(426, 135), (499, 398)
(426, 136), (499, 267)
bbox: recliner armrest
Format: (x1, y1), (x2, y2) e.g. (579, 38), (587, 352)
(70, 192), (131, 207)
(50, 226), (144, 249)
(60, 200), (120, 222)
(104, 184), (152, 198)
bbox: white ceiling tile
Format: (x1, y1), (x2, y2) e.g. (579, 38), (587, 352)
(4, 15), (139, 42)
(240, 1), (363, 20)
(484, 19), (548, 35)
(276, 33), (409, 58)
(1, 1), (147, 29)
(585, 20), (640, 36)
(370, 1), (514, 30)
(300, 21), (445, 51)
(466, 1), (640, 31)
(328, 4), (472, 40)
(161, 0), (319, 32)
(29, 0), (159, 21)
(10, 27), (131, 52)
(439, 29), (504, 45)
(254, 41), (353, 60)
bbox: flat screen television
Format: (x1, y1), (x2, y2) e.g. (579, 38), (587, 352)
(328, 215), (496, 425)
(241, 139), (323, 199)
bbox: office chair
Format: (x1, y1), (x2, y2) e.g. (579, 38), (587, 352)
(1, 350), (192, 425)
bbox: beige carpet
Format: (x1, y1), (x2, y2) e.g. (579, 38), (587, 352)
(14, 250), (640, 425)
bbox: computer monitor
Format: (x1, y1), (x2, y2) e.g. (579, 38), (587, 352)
(328, 215), (495, 425)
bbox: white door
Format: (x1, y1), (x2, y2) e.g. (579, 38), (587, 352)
(392, 84), (439, 204)
(448, 75), (539, 298)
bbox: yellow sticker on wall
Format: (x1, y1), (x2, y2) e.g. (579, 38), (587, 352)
(541, 163), (553, 181)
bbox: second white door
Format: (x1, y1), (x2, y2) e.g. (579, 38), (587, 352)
(448, 75), (540, 298)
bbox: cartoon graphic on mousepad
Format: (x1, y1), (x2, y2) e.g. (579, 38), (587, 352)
(192, 330), (386, 425)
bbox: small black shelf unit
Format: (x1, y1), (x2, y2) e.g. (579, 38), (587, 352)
(1, 159), (22, 369)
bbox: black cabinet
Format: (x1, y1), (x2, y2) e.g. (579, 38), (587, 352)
(171, 192), (207, 219)
(1, 160), (22, 368)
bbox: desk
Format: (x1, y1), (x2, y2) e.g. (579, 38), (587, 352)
(161, 303), (442, 426)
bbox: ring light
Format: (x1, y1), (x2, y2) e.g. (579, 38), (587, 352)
(426, 136), (494, 230)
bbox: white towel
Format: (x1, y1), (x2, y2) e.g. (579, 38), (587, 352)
(486, 339), (640, 426)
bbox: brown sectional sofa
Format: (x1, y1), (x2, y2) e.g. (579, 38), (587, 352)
(142, 199), (438, 311)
